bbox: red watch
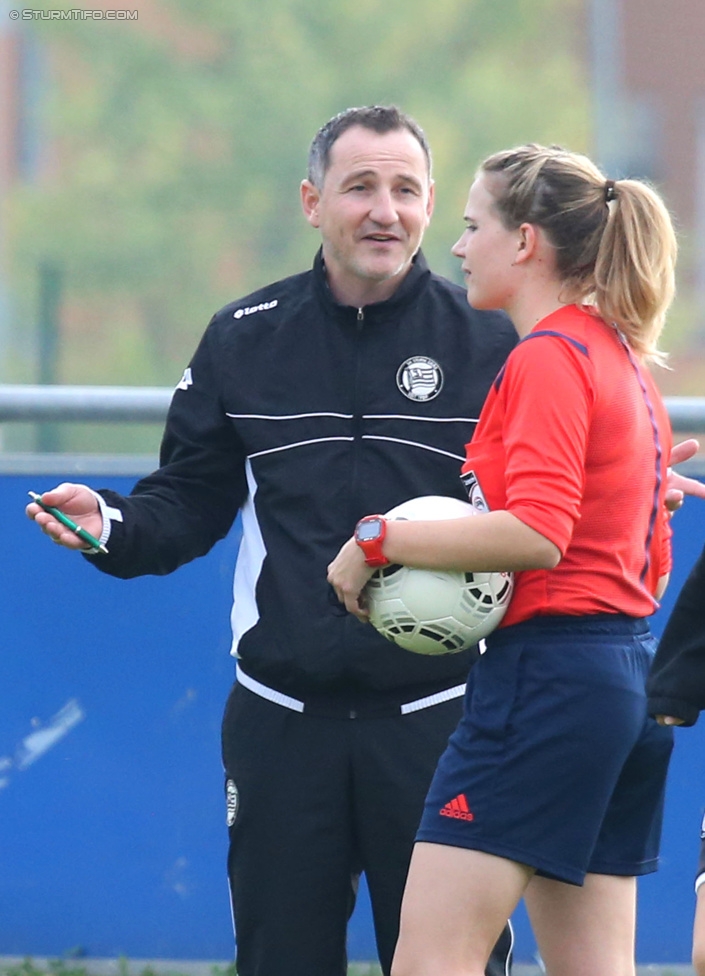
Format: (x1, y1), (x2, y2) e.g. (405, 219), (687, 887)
(354, 515), (390, 567)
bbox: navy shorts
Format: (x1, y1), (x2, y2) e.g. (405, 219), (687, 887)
(417, 615), (674, 885)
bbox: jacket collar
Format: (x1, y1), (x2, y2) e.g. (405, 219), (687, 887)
(312, 247), (430, 321)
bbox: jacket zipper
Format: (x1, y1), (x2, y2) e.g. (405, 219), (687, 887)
(349, 307), (366, 525)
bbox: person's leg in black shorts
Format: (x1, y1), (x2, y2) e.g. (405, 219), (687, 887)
(693, 829), (705, 976)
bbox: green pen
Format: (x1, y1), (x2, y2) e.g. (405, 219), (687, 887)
(28, 491), (108, 554)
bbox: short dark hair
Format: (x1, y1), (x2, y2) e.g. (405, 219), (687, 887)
(307, 105), (432, 188)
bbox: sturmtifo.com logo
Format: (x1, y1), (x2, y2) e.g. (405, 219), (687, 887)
(9, 8), (138, 19)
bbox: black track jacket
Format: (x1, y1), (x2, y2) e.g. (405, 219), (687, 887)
(88, 250), (517, 705)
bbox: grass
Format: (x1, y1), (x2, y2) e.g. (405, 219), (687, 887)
(0, 960), (384, 976)
(0, 959), (695, 976)
(0, 963), (236, 976)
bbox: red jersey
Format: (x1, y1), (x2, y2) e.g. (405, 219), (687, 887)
(462, 304), (672, 627)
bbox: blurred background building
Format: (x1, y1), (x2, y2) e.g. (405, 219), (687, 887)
(585, 0), (705, 396)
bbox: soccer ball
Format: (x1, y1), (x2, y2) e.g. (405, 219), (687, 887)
(365, 495), (514, 655)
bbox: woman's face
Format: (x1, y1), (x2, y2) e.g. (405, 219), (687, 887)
(451, 173), (523, 312)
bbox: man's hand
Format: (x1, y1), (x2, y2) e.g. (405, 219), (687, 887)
(26, 482), (102, 550)
(655, 715), (686, 727)
(666, 439), (705, 513)
(327, 536), (376, 621)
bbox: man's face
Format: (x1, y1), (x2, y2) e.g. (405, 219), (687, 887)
(301, 125), (434, 305)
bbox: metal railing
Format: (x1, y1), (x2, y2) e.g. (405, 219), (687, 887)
(664, 396), (705, 431)
(0, 384), (172, 423)
(0, 384), (704, 431)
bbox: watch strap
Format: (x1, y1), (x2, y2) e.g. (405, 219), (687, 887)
(354, 515), (390, 567)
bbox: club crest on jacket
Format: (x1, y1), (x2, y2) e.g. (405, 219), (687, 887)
(396, 356), (443, 402)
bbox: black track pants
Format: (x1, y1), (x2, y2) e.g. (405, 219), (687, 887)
(221, 681), (513, 976)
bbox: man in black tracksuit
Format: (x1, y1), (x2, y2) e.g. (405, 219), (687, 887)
(28, 107), (517, 976)
(647, 544), (705, 975)
(648, 546), (705, 727)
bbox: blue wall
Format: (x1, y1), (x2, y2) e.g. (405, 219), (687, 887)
(1, 470), (704, 963)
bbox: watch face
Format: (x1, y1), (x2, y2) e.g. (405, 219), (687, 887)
(357, 519), (382, 542)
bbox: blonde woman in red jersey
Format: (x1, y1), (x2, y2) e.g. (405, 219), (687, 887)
(328, 144), (678, 976)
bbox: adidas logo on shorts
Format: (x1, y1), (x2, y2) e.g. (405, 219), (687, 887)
(440, 793), (474, 821)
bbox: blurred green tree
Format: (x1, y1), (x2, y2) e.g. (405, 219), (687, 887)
(4, 0), (588, 450)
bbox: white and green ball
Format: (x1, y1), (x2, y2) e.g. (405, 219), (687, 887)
(365, 495), (514, 655)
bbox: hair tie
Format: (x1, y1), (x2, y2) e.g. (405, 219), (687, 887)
(604, 179), (617, 204)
